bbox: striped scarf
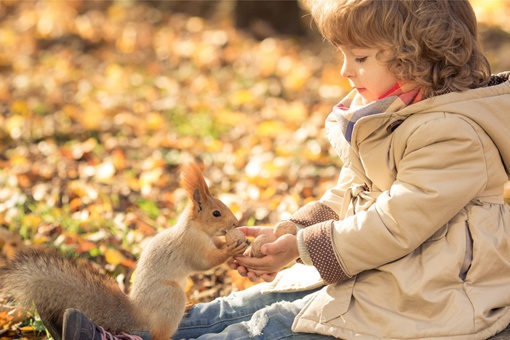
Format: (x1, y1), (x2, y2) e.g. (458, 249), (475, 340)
(334, 83), (423, 143)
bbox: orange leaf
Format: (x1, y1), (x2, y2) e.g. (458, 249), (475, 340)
(76, 241), (97, 253)
(121, 258), (137, 268)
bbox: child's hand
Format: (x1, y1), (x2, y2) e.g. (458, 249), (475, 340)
(236, 226), (276, 240)
(230, 261), (277, 282)
(232, 233), (299, 282)
(228, 226), (276, 281)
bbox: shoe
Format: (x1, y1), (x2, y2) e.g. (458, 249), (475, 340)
(62, 308), (151, 340)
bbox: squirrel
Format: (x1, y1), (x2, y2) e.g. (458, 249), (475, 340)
(0, 163), (248, 340)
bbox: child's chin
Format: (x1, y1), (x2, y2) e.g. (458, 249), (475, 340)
(358, 91), (376, 105)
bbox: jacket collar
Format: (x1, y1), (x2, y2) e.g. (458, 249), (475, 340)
(327, 71), (510, 172)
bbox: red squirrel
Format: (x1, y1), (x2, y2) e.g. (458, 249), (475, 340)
(1, 163), (248, 340)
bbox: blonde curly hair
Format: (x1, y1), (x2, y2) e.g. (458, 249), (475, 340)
(304, 0), (491, 98)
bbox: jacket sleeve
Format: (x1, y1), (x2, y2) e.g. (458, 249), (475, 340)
(283, 165), (360, 282)
(324, 116), (488, 278)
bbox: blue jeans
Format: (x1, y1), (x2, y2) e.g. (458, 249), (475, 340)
(173, 282), (337, 340)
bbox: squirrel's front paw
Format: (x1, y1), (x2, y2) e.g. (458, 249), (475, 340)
(224, 229), (249, 256)
(225, 238), (250, 256)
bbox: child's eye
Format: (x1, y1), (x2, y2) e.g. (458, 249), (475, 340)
(355, 57), (367, 63)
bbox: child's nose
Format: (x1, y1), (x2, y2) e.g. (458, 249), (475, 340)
(340, 61), (354, 78)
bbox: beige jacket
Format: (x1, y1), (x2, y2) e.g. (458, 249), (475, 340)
(264, 73), (510, 339)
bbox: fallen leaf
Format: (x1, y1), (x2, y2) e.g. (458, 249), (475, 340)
(105, 248), (126, 266)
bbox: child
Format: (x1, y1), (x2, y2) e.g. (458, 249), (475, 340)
(62, 0), (510, 339)
(176, 0), (510, 339)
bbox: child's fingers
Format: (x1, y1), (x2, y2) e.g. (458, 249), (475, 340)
(245, 270), (277, 282)
(230, 261), (250, 277)
(261, 234), (295, 256)
(229, 259), (238, 269)
(247, 271), (261, 282)
(236, 226), (262, 237)
(261, 273), (277, 282)
(237, 265), (249, 278)
(234, 254), (274, 271)
(260, 239), (282, 256)
(231, 258), (277, 282)
(237, 226), (275, 238)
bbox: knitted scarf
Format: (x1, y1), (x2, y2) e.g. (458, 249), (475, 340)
(334, 83), (423, 143)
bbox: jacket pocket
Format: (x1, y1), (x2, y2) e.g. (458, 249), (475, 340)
(459, 220), (473, 281)
(320, 277), (356, 323)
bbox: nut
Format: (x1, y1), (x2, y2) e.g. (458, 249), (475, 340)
(249, 234), (271, 258)
(274, 221), (297, 238)
(225, 229), (246, 247)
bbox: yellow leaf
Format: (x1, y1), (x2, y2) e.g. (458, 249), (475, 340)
(130, 268), (137, 284)
(10, 100), (30, 116)
(283, 64), (311, 91)
(204, 139), (223, 153)
(230, 90), (255, 106)
(228, 270), (257, 291)
(140, 168), (163, 188)
(146, 112), (166, 131)
(21, 215), (43, 230)
(9, 154), (29, 166)
(127, 176), (141, 191)
(32, 235), (50, 245)
(260, 186), (277, 200)
(256, 120), (288, 137)
(81, 102), (105, 131)
(5, 116), (25, 139)
(215, 110), (247, 127)
(280, 101), (307, 124)
(185, 277), (194, 294)
(116, 24), (137, 54)
(105, 248), (126, 266)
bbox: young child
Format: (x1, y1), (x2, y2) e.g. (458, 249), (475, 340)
(175, 0), (510, 339)
(62, 0), (510, 339)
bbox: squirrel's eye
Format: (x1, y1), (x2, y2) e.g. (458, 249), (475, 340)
(212, 210), (221, 217)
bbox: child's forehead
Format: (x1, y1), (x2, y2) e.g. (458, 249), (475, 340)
(345, 46), (374, 52)
(337, 45), (380, 54)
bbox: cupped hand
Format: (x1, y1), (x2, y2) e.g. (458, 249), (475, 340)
(231, 233), (299, 282)
(229, 226), (277, 281)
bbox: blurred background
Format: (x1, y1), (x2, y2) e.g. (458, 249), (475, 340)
(0, 0), (509, 337)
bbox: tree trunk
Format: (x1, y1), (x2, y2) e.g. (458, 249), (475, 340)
(235, 0), (304, 38)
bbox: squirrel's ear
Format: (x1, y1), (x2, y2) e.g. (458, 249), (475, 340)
(180, 163), (211, 209)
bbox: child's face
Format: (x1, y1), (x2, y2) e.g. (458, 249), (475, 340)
(338, 46), (397, 105)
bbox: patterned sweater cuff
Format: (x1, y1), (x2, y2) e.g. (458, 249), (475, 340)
(302, 221), (351, 284)
(290, 201), (339, 227)
(296, 229), (313, 265)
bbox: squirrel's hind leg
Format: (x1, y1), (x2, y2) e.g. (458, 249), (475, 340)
(132, 281), (187, 340)
(40, 315), (63, 340)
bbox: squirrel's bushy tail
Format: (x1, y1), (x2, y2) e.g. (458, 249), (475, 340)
(0, 248), (143, 336)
